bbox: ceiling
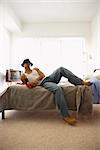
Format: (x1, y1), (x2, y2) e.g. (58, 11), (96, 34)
(0, 0), (99, 24)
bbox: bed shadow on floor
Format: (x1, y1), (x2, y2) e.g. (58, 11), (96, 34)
(1, 104), (100, 125)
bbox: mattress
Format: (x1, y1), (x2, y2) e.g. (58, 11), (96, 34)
(0, 84), (93, 115)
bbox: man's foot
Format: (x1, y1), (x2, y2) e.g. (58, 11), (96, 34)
(82, 81), (92, 86)
(63, 116), (77, 125)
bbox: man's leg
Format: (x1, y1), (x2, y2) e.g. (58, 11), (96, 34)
(46, 67), (84, 85)
(41, 82), (76, 125)
(42, 82), (69, 117)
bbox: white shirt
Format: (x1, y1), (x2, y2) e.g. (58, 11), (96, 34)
(24, 69), (45, 85)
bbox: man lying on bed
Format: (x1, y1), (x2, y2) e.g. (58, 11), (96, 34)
(20, 59), (91, 125)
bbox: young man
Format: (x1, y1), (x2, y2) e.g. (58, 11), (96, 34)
(21, 59), (91, 125)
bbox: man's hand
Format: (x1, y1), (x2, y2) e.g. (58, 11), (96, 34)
(31, 80), (38, 86)
(21, 74), (28, 84)
(26, 80), (38, 88)
(26, 83), (33, 88)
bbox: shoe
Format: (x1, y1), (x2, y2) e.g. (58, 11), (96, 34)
(63, 116), (77, 125)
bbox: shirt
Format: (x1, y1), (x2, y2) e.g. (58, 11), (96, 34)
(24, 68), (45, 85)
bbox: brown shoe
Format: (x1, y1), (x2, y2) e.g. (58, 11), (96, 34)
(63, 116), (77, 125)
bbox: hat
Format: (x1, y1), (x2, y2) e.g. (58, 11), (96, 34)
(21, 59), (33, 67)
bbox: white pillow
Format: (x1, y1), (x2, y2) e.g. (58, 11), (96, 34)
(84, 70), (100, 81)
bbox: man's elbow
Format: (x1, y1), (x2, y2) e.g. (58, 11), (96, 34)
(21, 75), (28, 84)
(40, 73), (45, 79)
(42, 74), (45, 78)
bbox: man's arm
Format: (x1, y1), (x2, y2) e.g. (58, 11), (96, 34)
(20, 74), (28, 84)
(34, 68), (45, 81)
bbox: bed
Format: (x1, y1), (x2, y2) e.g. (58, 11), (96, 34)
(0, 84), (93, 119)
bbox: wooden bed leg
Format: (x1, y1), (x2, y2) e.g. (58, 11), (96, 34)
(2, 110), (5, 119)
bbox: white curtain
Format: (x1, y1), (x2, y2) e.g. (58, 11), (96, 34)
(11, 37), (86, 79)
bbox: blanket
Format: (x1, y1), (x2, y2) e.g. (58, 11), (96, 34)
(0, 84), (93, 115)
(91, 79), (100, 104)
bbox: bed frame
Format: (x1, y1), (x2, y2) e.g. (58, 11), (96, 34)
(1, 110), (5, 119)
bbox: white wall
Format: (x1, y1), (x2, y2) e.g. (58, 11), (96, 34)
(0, 4), (22, 33)
(0, 3), (22, 74)
(91, 7), (100, 72)
(0, 26), (11, 74)
(0, 25), (11, 87)
(18, 22), (91, 37)
(0, 3), (22, 73)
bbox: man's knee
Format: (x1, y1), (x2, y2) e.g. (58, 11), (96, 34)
(58, 66), (64, 72)
(55, 86), (63, 92)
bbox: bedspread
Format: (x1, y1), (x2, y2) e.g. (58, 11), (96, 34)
(0, 84), (93, 115)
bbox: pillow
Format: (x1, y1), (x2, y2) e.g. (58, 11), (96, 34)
(84, 70), (100, 81)
(93, 70), (100, 80)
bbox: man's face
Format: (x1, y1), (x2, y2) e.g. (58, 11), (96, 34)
(23, 63), (30, 68)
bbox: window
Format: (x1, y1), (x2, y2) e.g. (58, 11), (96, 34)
(11, 37), (86, 79)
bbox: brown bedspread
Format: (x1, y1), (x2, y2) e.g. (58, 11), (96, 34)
(0, 84), (93, 115)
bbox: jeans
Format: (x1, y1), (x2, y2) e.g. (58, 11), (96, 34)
(40, 67), (83, 117)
